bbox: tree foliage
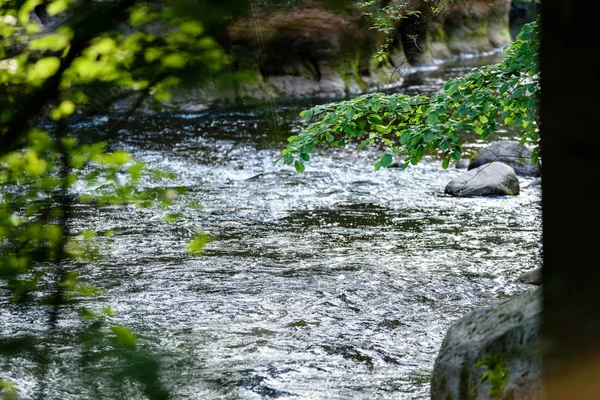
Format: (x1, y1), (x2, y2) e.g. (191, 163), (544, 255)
(1, 1), (221, 397)
(280, 20), (540, 171)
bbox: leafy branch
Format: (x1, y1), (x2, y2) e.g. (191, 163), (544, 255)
(279, 19), (540, 172)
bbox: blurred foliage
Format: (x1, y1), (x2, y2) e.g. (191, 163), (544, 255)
(0, 0), (232, 397)
(281, 19), (540, 171)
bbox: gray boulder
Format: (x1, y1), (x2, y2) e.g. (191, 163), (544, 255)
(469, 141), (541, 177)
(431, 289), (542, 400)
(517, 268), (542, 286)
(445, 162), (520, 197)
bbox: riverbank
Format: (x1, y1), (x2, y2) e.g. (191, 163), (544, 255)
(141, 0), (519, 110)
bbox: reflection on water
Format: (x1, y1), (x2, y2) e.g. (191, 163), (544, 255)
(0, 53), (541, 399)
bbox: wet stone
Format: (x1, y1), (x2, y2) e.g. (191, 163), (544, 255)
(445, 162), (520, 197)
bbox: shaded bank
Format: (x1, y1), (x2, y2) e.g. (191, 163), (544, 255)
(165, 0), (520, 108)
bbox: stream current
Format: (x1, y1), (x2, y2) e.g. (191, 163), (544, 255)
(1, 52), (542, 399)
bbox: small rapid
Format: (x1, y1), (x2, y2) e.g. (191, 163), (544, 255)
(1, 53), (541, 399)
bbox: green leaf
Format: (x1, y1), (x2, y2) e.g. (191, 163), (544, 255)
(371, 99), (381, 112)
(479, 115), (489, 124)
(47, 0), (73, 15)
(51, 100), (76, 121)
(300, 110), (313, 121)
(82, 229), (95, 241)
(519, 136), (527, 146)
(444, 81), (458, 94)
(75, 284), (106, 297)
(283, 153), (294, 164)
(342, 124), (354, 135)
(187, 234), (211, 255)
(442, 157), (450, 169)
(28, 31), (71, 51)
(367, 115), (381, 125)
(400, 132), (410, 145)
(162, 53), (188, 69)
(130, 5), (155, 26)
(144, 48), (163, 63)
(294, 160), (305, 173)
(95, 151), (132, 166)
(380, 154), (393, 168)
(426, 112), (439, 124)
(511, 87), (525, 98)
(29, 57), (61, 82)
(128, 162), (144, 181)
(111, 325), (137, 349)
(415, 146), (425, 160)
(179, 21), (204, 36)
(165, 213), (181, 223)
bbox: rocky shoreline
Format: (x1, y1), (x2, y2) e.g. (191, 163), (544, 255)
(431, 289), (542, 400)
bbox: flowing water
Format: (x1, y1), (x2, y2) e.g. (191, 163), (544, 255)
(1, 53), (542, 399)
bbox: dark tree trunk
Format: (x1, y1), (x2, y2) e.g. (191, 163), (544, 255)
(541, 1), (600, 398)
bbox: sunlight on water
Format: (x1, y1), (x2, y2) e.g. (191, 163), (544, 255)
(1, 54), (540, 399)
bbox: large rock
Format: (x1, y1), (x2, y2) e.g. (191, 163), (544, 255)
(431, 289), (542, 400)
(445, 162), (520, 197)
(469, 141), (541, 177)
(517, 268), (542, 286)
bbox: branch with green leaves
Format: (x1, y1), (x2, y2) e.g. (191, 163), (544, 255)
(280, 19), (539, 172)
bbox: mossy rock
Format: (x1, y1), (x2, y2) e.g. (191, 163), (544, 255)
(431, 289), (542, 400)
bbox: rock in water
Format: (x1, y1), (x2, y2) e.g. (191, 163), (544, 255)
(468, 141), (541, 177)
(517, 268), (542, 286)
(431, 289), (542, 400)
(445, 162), (520, 197)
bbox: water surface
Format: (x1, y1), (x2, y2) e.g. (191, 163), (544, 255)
(1, 53), (541, 399)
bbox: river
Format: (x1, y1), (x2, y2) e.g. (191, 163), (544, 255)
(1, 52), (541, 399)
